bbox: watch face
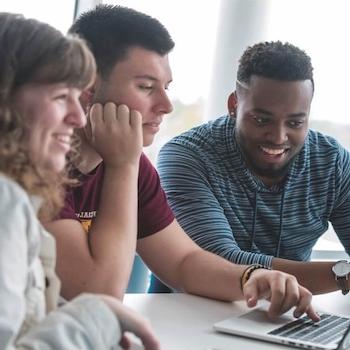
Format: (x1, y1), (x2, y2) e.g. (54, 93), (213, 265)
(333, 261), (350, 277)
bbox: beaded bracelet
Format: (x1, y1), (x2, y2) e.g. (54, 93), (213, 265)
(240, 264), (270, 290)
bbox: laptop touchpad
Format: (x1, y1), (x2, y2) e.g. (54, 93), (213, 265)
(238, 308), (294, 326)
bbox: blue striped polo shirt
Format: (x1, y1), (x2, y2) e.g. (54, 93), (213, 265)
(158, 115), (350, 267)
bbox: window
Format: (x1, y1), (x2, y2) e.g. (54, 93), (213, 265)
(267, 0), (350, 150)
(266, 0), (350, 258)
(2, 0), (76, 33)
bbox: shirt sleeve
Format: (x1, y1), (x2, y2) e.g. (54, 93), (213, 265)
(58, 189), (79, 221)
(330, 144), (350, 254)
(157, 141), (273, 267)
(137, 153), (174, 238)
(15, 294), (121, 350)
(0, 180), (29, 349)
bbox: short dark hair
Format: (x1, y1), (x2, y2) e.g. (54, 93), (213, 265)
(237, 41), (314, 90)
(70, 4), (175, 79)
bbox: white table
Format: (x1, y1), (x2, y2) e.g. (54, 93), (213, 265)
(124, 292), (350, 350)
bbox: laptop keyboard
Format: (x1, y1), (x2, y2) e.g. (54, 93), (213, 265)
(268, 313), (350, 345)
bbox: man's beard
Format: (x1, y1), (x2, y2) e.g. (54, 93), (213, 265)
(236, 132), (300, 182)
(249, 159), (293, 181)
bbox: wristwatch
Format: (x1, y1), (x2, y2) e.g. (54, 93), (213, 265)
(332, 260), (350, 295)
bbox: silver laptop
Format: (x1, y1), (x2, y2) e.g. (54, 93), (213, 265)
(214, 304), (350, 350)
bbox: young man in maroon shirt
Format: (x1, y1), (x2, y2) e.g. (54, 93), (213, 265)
(46, 5), (319, 321)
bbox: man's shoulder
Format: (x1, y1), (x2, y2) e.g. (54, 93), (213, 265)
(139, 152), (156, 171)
(307, 129), (346, 154)
(164, 115), (231, 151)
(305, 130), (350, 172)
(138, 153), (159, 186)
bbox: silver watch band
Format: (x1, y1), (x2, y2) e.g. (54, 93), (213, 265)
(336, 276), (350, 295)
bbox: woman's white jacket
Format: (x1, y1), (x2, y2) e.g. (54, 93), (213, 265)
(0, 175), (122, 349)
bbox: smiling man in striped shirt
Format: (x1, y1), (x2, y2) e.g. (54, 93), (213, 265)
(155, 41), (350, 295)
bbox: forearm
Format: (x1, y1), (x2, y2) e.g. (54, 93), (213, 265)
(88, 164), (139, 297)
(272, 258), (337, 294)
(177, 248), (246, 301)
(177, 215), (337, 295)
(199, 234), (273, 267)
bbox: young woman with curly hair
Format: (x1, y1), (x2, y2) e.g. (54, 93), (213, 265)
(0, 12), (159, 350)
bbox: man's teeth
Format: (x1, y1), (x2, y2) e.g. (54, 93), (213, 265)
(261, 147), (285, 155)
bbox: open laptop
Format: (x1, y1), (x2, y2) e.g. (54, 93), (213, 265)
(214, 303), (350, 350)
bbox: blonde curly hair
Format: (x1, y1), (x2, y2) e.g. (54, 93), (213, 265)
(0, 13), (96, 221)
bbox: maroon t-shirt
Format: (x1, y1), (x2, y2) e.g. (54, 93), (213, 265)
(60, 153), (174, 238)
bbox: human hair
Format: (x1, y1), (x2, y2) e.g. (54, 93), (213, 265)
(70, 4), (175, 79)
(237, 41), (314, 91)
(0, 12), (96, 221)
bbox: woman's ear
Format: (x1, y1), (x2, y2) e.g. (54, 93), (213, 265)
(227, 91), (238, 118)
